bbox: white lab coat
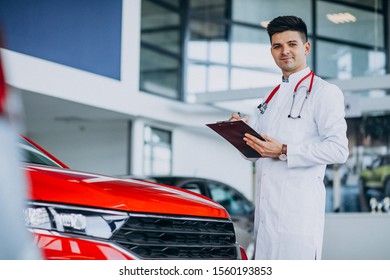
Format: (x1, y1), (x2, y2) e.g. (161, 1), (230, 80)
(250, 67), (349, 260)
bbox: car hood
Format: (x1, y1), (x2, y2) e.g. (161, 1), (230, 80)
(25, 164), (228, 219)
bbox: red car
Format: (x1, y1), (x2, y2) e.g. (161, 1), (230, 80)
(21, 136), (247, 260)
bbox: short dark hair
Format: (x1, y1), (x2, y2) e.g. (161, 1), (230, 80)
(266, 16), (308, 43)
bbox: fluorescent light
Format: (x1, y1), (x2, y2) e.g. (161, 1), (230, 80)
(260, 20), (270, 28)
(327, 13), (356, 24)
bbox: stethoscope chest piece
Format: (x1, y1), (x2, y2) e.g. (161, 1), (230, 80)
(257, 102), (268, 114)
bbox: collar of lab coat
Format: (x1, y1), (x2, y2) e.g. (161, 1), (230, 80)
(284, 67), (311, 85)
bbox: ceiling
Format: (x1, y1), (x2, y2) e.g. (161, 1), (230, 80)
(17, 88), (131, 134)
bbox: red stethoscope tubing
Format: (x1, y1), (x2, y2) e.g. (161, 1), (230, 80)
(258, 71), (315, 114)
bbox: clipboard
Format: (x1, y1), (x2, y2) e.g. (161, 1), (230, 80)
(206, 120), (265, 158)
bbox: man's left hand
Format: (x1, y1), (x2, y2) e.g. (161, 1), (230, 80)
(244, 133), (282, 158)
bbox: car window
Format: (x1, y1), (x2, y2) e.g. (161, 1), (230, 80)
(152, 177), (176, 186)
(208, 181), (252, 216)
(18, 138), (61, 168)
(180, 183), (203, 195)
(371, 158), (381, 169)
(383, 157), (390, 166)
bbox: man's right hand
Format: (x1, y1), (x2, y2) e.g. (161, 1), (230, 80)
(229, 112), (248, 122)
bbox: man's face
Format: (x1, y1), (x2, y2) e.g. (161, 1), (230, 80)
(270, 30), (310, 78)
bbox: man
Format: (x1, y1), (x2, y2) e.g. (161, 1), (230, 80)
(230, 16), (349, 259)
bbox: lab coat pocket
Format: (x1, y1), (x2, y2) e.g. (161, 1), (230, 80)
(278, 179), (316, 236)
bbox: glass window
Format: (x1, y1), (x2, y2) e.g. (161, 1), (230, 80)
(143, 126), (172, 176)
(317, 40), (386, 79)
(230, 25), (281, 89)
(161, 0), (179, 7)
(208, 65), (229, 91)
(180, 182), (203, 194)
(140, 48), (180, 99)
(187, 63), (228, 93)
(141, 30), (180, 54)
(141, 0), (180, 29)
(141, 0), (181, 55)
(361, 115), (390, 147)
(188, 19), (229, 66)
(140, 0), (182, 99)
(209, 182), (253, 216)
(187, 63), (207, 93)
(340, 0), (382, 9)
(231, 25), (274, 69)
(232, 0), (312, 34)
(231, 68), (281, 90)
(18, 137), (62, 168)
(371, 158), (381, 169)
(317, 1), (385, 48)
(188, 40), (228, 64)
(189, 19), (227, 41)
(187, 18), (229, 94)
(190, 0), (227, 18)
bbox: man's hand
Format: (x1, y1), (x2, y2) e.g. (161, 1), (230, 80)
(229, 112), (249, 122)
(244, 133), (283, 158)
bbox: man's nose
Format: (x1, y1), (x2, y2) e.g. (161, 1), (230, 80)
(281, 46), (290, 54)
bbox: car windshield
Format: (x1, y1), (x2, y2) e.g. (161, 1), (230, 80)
(18, 137), (62, 168)
(371, 158), (381, 169)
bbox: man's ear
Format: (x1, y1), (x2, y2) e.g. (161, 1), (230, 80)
(304, 41), (311, 55)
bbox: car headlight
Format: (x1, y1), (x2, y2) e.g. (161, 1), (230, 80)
(25, 202), (129, 239)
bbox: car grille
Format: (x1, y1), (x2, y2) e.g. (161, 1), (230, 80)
(110, 214), (237, 259)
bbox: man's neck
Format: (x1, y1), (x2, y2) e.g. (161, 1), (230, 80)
(282, 65), (308, 81)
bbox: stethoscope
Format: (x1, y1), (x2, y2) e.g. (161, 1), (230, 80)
(257, 71), (315, 119)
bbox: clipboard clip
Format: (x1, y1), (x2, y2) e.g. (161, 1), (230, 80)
(216, 120), (239, 126)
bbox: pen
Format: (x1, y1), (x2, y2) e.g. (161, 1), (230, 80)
(237, 112), (241, 118)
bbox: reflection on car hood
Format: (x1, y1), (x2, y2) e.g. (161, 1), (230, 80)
(25, 164), (228, 218)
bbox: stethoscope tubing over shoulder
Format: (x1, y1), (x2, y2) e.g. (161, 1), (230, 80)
(257, 71), (315, 118)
